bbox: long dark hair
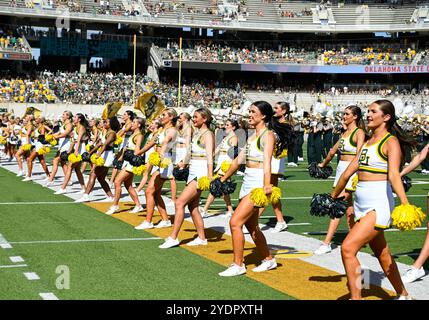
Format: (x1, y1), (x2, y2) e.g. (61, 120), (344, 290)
(76, 113), (90, 133)
(346, 104), (367, 136)
(275, 101), (293, 124)
(374, 99), (417, 163)
(253, 100), (296, 157)
(109, 116), (121, 132)
(125, 110), (135, 121)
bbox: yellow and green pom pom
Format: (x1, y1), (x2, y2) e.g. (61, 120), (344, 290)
(148, 152), (161, 167)
(132, 165), (147, 176)
(22, 143), (32, 152)
(45, 134), (54, 142)
(68, 153), (82, 164)
(197, 176), (211, 191)
(85, 144), (92, 152)
(269, 186), (282, 205)
(159, 157), (172, 169)
(0, 136), (6, 145)
(37, 146), (51, 156)
(220, 160), (232, 173)
(274, 148), (288, 159)
(392, 204), (426, 231)
(49, 138), (57, 146)
(250, 188), (270, 207)
(114, 136), (123, 145)
(90, 154), (105, 166)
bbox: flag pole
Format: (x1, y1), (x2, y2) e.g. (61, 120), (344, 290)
(177, 37), (182, 110)
(132, 34), (137, 107)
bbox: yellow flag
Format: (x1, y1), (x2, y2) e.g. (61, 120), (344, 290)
(24, 106), (41, 118)
(102, 102), (123, 120)
(135, 93), (165, 123)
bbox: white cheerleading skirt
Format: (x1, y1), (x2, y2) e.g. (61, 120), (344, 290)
(214, 153), (231, 175)
(35, 141), (45, 152)
(145, 146), (155, 163)
(76, 142), (87, 155)
(151, 154), (174, 179)
(174, 147), (188, 165)
(187, 159), (208, 184)
(239, 167), (264, 199)
(101, 150), (115, 167)
(354, 180), (394, 229)
(58, 137), (71, 152)
(21, 137), (29, 145)
(271, 157), (286, 175)
(333, 160), (357, 192)
(119, 135), (130, 151)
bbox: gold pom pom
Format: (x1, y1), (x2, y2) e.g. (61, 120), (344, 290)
(85, 144), (92, 152)
(90, 154), (105, 166)
(269, 186), (282, 204)
(274, 148), (288, 159)
(159, 157), (172, 169)
(197, 176), (211, 191)
(132, 165), (147, 176)
(392, 204), (426, 231)
(250, 188), (270, 207)
(45, 134), (54, 142)
(49, 138), (57, 146)
(0, 136), (7, 145)
(114, 136), (123, 145)
(68, 153), (82, 164)
(149, 152), (161, 167)
(37, 146), (51, 156)
(220, 160), (232, 174)
(22, 143), (32, 152)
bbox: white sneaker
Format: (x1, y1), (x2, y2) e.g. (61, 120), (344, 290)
(134, 220), (154, 230)
(224, 211), (233, 219)
(186, 237), (208, 246)
(105, 205), (119, 215)
(45, 180), (54, 187)
(401, 266), (425, 283)
(271, 221), (288, 233)
(54, 188), (67, 195)
(159, 237), (180, 249)
(129, 206), (144, 214)
(77, 189), (86, 195)
(105, 196), (114, 202)
(22, 176), (33, 182)
(200, 208), (208, 218)
(252, 259), (277, 272)
(67, 181), (73, 186)
(298, 157), (304, 162)
(314, 243), (332, 255)
(75, 194), (90, 203)
(16, 171), (24, 177)
(218, 263), (246, 277)
(155, 220), (172, 228)
(394, 295), (414, 300)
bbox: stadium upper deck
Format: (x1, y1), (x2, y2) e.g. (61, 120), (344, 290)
(0, 0), (428, 33)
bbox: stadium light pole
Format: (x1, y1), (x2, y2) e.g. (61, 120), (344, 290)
(132, 34), (137, 106)
(178, 37), (182, 109)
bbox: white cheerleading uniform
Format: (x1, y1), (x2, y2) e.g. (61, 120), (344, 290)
(124, 132), (143, 173)
(100, 130), (116, 167)
(58, 123), (72, 152)
(119, 124), (132, 151)
(72, 126), (88, 155)
(145, 132), (156, 164)
(151, 128), (174, 179)
(354, 133), (394, 229)
(239, 129), (267, 199)
(333, 127), (359, 191)
(187, 129), (210, 184)
(33, 126), (46, 153)
(214, 133), (236, 175)
(20, 126), (31, 146)
(174, 135), (188, 165)
(8, 125), (20, 145)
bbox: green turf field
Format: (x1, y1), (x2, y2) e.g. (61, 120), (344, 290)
(1, 146), (428, 300)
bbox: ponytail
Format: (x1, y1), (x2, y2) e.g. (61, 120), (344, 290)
(268, 117), (296, 157)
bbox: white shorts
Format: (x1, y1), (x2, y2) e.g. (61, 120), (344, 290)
(174, 147), (188, 165)
(35, 141), (45, 153)
(101, 150), (115, 167)
(333, 160), (357, 192)
(271, 157), (286, 175)
(354, 180), (394, 229)
(124, 160), (133, 173)
(187, 159), (208, 184)
(58, 138), (71, 153)
(239, 167), (264, 199)
(214, 153), (231, 175)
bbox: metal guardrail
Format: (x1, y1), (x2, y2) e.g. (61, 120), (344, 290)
(0, 5), (428, 33)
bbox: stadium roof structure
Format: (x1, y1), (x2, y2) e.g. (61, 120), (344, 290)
(1, 1), (429, 33)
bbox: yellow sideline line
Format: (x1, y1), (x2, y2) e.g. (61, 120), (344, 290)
(86, 202), (396, 300)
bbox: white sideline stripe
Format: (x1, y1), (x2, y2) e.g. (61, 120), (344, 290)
(385, 227), (427, 232)
(9, 256), (24, 263)
(0, 233), (12, 249)
(24, 272), (40, 280)
(39, 293), (59, 300)
(302, 227), (427, 235)
(0, 264), (28, 269)
(0, 201), (75, 205)
(9, 237), (161, 245)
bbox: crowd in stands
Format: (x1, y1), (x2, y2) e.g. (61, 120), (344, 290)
(280, 8), (312, 17)
(157, 40), (420, 65)
(0, 78), (56, 103)
(0, 27), (31, 53)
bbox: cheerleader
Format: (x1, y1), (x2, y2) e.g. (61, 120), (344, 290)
(45, 111), (74, 186)
(134, 109), (178, 230)
(15, 115), (34, 177)
(23, 116), (52, 181)
(398, 144), (429, 283)
(174, 112), (193, 166)
(314, 105), (366, 254)
(268, 102), (294, 233)
(105, 117), (145, 215)
(200, 119), (238, 218)
(81, 118), (101, 174)
(109, 110), (135, 187)
(54, 113), (89, 194)
(6, 117), (19, 162)
(215, 101), (294, 276)
(331, 99), (416, 300)
(75, 117), (121, 203)
(158, 108), (215, 249)
(136, 120), (160, 194)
